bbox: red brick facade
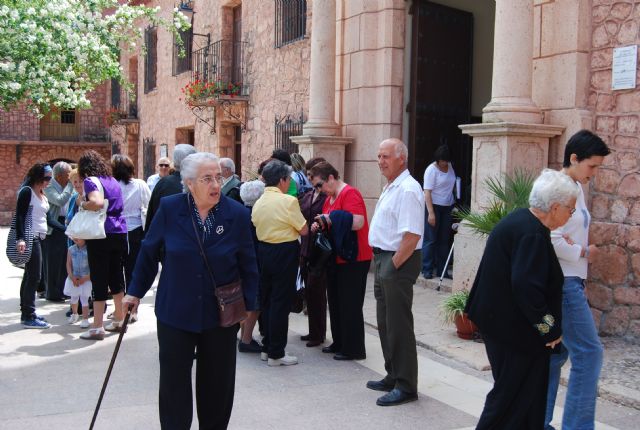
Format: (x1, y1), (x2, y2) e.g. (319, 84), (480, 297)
(0, 84), (112, 224)
(587, 0), (640, 338)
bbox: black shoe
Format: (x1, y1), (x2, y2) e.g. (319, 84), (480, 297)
(46, 297), (66, 303)
(238, 339), (262, 353)
(37, 292), (46, 299)
(422, 272), (433, 279)
(306, 339), (324, 347)
(366, 379), (395, 392)
(443, 273), (453, 280)
(300, 334), (311, 341)
(376, 388), (418, 406)
(322, 345), (338, 354)
(334, 352), (366, 361)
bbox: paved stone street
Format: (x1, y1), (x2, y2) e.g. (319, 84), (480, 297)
(1, 229), (638, 429)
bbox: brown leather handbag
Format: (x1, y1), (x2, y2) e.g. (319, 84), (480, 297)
(189, 197), (247, 327)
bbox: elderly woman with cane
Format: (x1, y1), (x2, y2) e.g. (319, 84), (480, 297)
(465, 169), (579, 429)
(123, 152), (259, 429)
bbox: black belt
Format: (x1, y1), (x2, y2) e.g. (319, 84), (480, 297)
(372, 247), (393, 255)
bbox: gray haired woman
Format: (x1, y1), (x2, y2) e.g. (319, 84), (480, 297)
(465, 169), (579, 429)
(123, 152), (259, 429)
(236, 179), (265, 353)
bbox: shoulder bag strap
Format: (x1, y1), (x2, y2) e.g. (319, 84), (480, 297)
(187, 194), (218, 290)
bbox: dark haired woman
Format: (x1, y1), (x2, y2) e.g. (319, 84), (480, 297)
(77, 150), (127, 340)
(309, 161), (372, 360)
(545, 130), (611, 430)
(112, 154), (150, 323)
(15, 163), (53, 329)
(298, 157), (328, 347)
(421, 145), (456, 279)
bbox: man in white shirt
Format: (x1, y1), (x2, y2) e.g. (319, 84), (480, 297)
(146, 157), (171, 192)
(367, 138), (425, 407)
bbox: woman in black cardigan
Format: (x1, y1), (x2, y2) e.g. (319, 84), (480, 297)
(465, 169), (579, 429)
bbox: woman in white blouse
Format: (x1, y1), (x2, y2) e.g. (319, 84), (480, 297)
(111, 154), (151, 322)
(545, 130), (611, 430)
(421, 145), (456, 279)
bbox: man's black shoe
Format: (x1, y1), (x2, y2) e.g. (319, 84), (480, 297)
(238, 339), (262, 353)
(334, 353), (366, 361)
(366, 379), (394, 392)
(376, 388), (418, 406)
(46, 297), (66, 303)
(322, 344), (337, 354)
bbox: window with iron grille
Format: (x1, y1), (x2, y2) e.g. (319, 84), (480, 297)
(274, 113), (304, 154)
(274, 0), (307, 48)
(172, 26), (193, 76)
(144, 26), (158, 93)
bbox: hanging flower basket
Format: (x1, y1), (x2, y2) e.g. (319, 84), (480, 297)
(104, 107), (127, 127)
(181, 79), (242, 107)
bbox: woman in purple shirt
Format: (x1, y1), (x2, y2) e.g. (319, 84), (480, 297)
(77, 150), (127, 340)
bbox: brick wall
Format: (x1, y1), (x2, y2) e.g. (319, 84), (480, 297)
(587, 0), (640, 339)
(0, 142), (112, 224)
(0, 84), (112, 225)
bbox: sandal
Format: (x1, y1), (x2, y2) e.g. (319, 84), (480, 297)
(104, 321), (123, 332)
(80, 328), (105, 340)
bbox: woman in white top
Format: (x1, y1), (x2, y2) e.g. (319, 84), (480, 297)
(545, 130), (611, 430)
(421, 145), (456, 279)
(112, 155), (151, 322)
(15, 163), (53, 329)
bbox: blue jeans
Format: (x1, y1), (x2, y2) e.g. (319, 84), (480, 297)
(545, 277), (603, 430)
(421, 204), (453, 277)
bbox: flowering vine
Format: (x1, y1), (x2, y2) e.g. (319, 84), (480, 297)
(0, 0), (191, 115)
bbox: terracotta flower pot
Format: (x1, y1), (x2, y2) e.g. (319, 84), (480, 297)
(454, 313), (478, 340)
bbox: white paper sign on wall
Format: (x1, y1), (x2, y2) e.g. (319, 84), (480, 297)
(612, 45), (637, 90)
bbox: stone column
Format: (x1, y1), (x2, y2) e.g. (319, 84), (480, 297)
(303, 0), (341, 136)
(291, 0), (352, 174)
(482, 0), (542, 124)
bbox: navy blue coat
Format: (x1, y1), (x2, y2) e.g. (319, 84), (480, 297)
(128, 193), (259, 332)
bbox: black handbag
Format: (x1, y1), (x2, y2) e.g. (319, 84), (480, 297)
(308, 231), (333, 275)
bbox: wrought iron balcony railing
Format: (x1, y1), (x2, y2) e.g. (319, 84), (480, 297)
(192, 40), (248, 97)
(110, 80), (138, 121)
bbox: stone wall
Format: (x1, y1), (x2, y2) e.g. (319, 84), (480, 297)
(339, 0), (407, 217)
(131, 0), (311, 179)
(586, 0), (640, 339)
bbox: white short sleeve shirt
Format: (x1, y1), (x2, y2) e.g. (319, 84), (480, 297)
(368, 170), (425, 252)
(423, 162), (456, 206)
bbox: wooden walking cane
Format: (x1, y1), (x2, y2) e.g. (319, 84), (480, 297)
(89, 305), (132, 430)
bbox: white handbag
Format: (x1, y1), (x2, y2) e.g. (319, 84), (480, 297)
(65, 177), (109, 240)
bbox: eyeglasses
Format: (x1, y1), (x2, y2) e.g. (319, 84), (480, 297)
(314, 181), (324, 190)
(43, 177), (53, 181)
(197, 175), (224, 185)
(561, 204), (576, 215)
(158, 164), (170, 168)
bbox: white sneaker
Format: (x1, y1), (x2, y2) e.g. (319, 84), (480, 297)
(80, 319), (90, 329)
(267, 353), (298, 367)
(68, 314), (79, 324)
(260, 352), (268, 361)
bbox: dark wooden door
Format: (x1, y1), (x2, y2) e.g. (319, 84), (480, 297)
(408, 1), (473, 207)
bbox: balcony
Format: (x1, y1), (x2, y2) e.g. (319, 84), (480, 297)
(192, 40), (248, 97)
(39, 110), (109, 142)
(110, 80), (138, 122)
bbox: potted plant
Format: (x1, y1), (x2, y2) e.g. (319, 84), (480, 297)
(458, 169), (535, 236)
(440, 290), (477, 340)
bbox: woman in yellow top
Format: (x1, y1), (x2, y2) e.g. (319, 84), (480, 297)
(251, 160), (308, 366)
